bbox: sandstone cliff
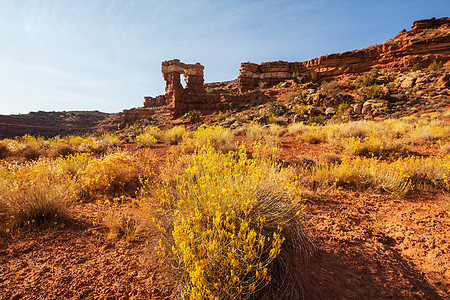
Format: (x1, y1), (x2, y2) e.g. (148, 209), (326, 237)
(237, 17), (450, 92)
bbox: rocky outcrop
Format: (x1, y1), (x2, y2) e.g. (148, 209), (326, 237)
(161, 59), (207, 116)
(119, 108), (154, 129)
(238, 17), (450, 92)
(143, 95), (166, 108)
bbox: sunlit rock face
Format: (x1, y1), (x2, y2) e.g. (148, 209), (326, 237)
(161, 59), (206, 116)
(237, 17), (450, 92)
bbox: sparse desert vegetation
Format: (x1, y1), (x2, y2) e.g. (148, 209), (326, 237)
(1, 107), (449, 298)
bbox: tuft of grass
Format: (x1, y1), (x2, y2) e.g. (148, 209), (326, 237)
(341, 133), (408, 159)
(103, 198), (145, 242)
(287, 123), (326, 144)
(162, 126), (187, 145)
(21, 145), (41, 161)
(0, 143), (10, 159)
(297, 155), (450, 195)
(53, 144), (76, 158)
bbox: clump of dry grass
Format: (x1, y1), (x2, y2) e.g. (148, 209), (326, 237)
(287, 123), (327, 144)
(100, 197), (147, 242)
(78, 151), (140, 199)
(341, 133), (408, 159)
(162, 126), (187, 145)
(0, 143), (10, 159)
(0, 160), (77, 234)
(21, 145), (41, 161)
(296, 155), (450, 195)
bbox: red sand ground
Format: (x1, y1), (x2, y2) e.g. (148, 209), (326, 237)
(1, 140), (449, 299)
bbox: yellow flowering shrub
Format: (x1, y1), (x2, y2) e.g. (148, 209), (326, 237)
(136, 126), (162, 147)
(0, 159), (77, 233)
(181, 125), (235, 154)
(162, 125), (187, 144)
(78, 152), (138, 198)
(150, 143), (312, 299)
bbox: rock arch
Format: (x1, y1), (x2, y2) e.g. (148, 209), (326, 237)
(161, 59), (206, 116)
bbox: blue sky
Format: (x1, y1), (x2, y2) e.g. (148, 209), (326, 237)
(0, 0), (448, 114)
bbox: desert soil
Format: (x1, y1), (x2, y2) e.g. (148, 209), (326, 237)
(0, 140), (449, 299)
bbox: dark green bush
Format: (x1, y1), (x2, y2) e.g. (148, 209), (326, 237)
(269, 101), (288, 116)
(428, 60), (443, 71)
(412, 63), (422, 72)
(182, 110), (203, 123)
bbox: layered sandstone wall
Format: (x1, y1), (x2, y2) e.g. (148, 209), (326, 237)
(143, 95), (166, 108)
(238, 17), (450, 92)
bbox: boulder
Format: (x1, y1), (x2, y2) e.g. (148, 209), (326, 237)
(353, 103), (363, 114)
(325, 107), (336, 115)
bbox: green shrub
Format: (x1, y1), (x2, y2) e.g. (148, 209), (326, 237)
(428, 60), (443, 71)
(335, 103), (350, 117)
(310, 71), (318, 82)
(363, 84), (385, 99)
(359, 68), (379, 87)
(182, 110), (203, 123)
(412, 63), (422, 72)
(269, 101), (288, 116)
(294, 92), (307, 104)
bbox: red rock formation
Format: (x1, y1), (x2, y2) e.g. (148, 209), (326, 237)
(238, 17), (450, 92)
(119, 108), (155, 129)
(143, 95), (166, 108)
(161, 59), (206, 116)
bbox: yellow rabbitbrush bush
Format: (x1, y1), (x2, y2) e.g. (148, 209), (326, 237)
(136, 126), (162, 147)
(0, 159), (77, 234)
(78, 151), (139, 198)
(299, 155), (450, 194)
(149, 143), (313, 300)
(180, 125), (235, 154)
